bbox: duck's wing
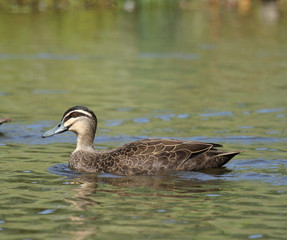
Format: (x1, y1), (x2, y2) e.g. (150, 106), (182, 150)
(120, 138), (215, 160)
(113, 138), (226, 175)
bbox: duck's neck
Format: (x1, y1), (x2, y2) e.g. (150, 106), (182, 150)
(74, 130), (96, 153)
(69, 118), (97, 153)
(75, 131), (95, 152)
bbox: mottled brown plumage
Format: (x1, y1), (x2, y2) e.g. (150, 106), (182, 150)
(43, 106), (241, 176)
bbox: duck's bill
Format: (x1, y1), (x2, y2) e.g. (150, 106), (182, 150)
(42, 121), (68, 138)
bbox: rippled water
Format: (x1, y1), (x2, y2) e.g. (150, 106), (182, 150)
(1, 1), (287, 239)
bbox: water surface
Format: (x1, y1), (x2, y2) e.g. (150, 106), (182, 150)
(1, 1), (287, 239)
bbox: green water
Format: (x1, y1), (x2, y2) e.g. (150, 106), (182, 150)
(1, 1), (287, 239)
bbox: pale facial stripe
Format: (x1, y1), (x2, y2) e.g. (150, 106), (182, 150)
(69, 110), (93, 118)
(62, 110), (93, 122)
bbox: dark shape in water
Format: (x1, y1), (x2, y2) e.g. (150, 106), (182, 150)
(0, 118), (11, 125)
(42, 106), (242, 176)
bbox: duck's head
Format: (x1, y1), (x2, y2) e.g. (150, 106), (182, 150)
(42, 106), (97, 138)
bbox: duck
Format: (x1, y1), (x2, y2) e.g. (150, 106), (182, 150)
(0, 118), (11, 125)
(42, 106), (241, 176)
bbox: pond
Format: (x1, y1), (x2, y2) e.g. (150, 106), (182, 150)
(0, 1), (287, 239)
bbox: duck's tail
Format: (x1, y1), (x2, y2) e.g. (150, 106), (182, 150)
(182, 150), (242, 171)
(214, 151), (242, 167)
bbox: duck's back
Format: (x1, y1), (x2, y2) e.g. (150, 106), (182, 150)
(69, 138), (240, 175)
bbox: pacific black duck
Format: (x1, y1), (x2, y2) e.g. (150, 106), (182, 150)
(42, 106), (241, 176)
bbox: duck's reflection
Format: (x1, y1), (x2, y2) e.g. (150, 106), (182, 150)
(55, 165), (231, 239)
(63, 166), (232, 208)
(65, 180), (99, 211)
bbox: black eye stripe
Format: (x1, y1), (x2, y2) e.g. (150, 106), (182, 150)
(61, 106), (97, 123)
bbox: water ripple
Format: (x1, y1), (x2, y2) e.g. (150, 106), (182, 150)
(133, 118), (150, 123)
(138, 52), (199, 60)
(0, 53), (101, 61)
(32, 89), (67, 95)
(199, 111), (233, 117)
(189, 136), (287, 144)
(256, 108), (284, 114)
(1, 123), (287, 145)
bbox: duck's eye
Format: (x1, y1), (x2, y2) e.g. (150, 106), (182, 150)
(72, 113), (78, 118)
